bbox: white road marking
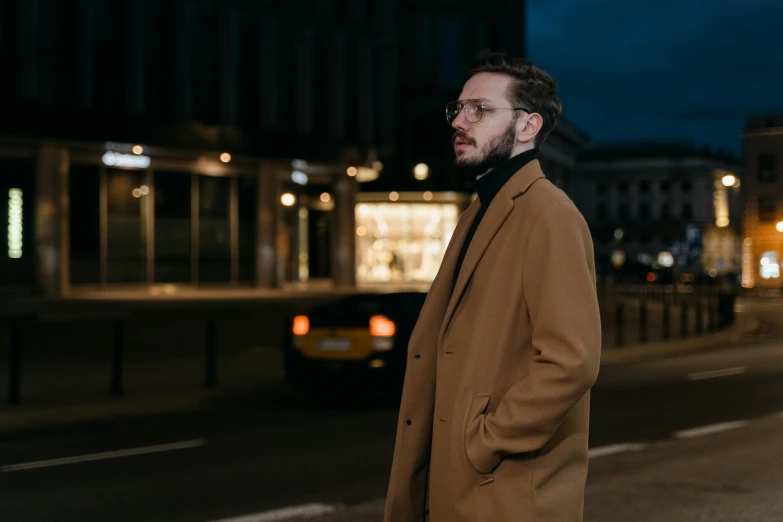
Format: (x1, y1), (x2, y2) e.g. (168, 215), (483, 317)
(588, 443), (647, 459)
(687, 366), (746, 381)
(0, 439), (205, 473)
(207, 504), (341, 522)
(674, 421), (748, 439)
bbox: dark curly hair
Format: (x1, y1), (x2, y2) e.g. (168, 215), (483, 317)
(467, 51), (563, 147)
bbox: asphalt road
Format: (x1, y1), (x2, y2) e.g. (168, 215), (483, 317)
(1, 299), (782, 522)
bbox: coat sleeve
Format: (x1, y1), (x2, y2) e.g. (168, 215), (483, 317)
(466, 205), (602, 474)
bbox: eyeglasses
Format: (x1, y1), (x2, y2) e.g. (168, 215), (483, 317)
(446, 100), (529, 125)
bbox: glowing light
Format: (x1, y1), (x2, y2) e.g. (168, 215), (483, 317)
(611, 250), (626, 268)
(646, 272), (657, 283)
(220, 152), (232, 163)
(7, 189), (23, 259)
(139, 185), (150, 196)
(716, 217), (730, 227)
(614, 228), (624, 241)
(721, 174), (736, 187)
(413, 163), (429, 180)
(389, 191), (399, 202)
(744, 237), (752, 246)
(347, 166), (358, 177)
(132, 188), (142, 198)
(102, 151), (151, 169)
(709, 269), (718, 277)
(658, 251), (674, 268)
(356, 226), (367, 237)
(423, 191), (433, 201)
(291, 170), (308, 185)
(372, 161), (384, 171)
(777, 221), (783, 233)
(760, 251), (780, 279)
(281, 193), (296, 207)
(320, 192), (331, 203)
(132, 145), (144, 155)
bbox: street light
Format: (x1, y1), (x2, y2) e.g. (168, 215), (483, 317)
(721, 174), (736, 187)
(777, 221), (783, 233)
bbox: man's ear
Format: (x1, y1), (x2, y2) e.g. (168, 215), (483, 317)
(517, 113), (543, 143)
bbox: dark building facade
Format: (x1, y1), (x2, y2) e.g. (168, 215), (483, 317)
(0, 0), (531, 296)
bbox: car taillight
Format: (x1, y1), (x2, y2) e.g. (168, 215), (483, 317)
(370, 315), (395, 337)
(292, 315), (309, 336)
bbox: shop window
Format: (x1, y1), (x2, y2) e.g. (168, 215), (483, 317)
(70, 164), (101, 284)
(760, 251), (780, 279)
(198, 175), (231, 282)
(355, 203), (459, 284)
(107, 168), (148, 283)
(155, 171), (192, 283)
(238, 176), (257, 282)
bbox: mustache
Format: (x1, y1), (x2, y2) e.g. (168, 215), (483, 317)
(453, 131), (476, 146)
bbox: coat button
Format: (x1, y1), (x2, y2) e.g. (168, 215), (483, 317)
(406, 420), (412, 425)
(415, 354), (420, 359)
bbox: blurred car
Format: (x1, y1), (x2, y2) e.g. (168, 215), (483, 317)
(283, 291), (427, 395)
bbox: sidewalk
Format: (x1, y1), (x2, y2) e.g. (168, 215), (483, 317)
(0, 301), (759, 434)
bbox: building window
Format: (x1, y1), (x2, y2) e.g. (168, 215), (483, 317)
(198, 175), (231, 282)
(681, 180), (692, 192)
(70, 164), (101, 284)
(758, 154), (777, 183)
(618, 204), (629, 220)
(660, 202), (671, 221)
(638, 204), (650, 220)
(596, 202), (608, 221)
(107, 168), (148, 283)
(660, 181), (670, 193)
(758, 196), (777, 222)
(760, 251), (780, 279)
(639, 181), (650, 194)
(238, 176), (257, 282)
(596, 182), (607, 194)
(618, 182), (629, 194)
(681, 203), (693, 220)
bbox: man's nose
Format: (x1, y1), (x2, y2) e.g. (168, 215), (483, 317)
(451, 110), (469, 132)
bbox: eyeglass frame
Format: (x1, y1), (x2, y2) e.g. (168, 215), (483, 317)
(446, 99), (531, 125)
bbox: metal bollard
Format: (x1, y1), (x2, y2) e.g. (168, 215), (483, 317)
(205, 318), (217, 388)
(680, 302), (688, 338)
(662, 299), (670, 340)
(639, 295), (648, 344)
(695, 298), (703, 335)
(615, 302), (624, 347)
(111, 321), (124, 396)
(8, 322), (21, 405)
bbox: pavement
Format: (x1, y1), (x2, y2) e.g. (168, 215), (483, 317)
(1, 297), (782, 521)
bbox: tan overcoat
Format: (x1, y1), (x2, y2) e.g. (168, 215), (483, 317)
(383, 160), (602, 522)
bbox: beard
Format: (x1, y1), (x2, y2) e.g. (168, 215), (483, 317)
(454, 120), (517, 185)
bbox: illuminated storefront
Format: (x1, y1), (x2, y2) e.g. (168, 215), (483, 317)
(354, 192), (470, 285)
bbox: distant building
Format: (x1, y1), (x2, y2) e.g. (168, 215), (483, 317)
(569, 142), (742, 282)
(742, 115), (783, 290)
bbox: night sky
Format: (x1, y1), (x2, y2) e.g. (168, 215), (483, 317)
(527, 0), (783, 155)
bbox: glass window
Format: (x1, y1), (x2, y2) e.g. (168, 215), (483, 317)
(639, 181), (650, 193)
(758, 196), (777, 222)
(659, 202), (670, 221)
(70, 164), (101, 284)
(596, 202), (607, 221)
(660, 181), (670, 193)
(757, 154), (777, 183)
(308, 208), (333, 279)
(107, 168), (148, 283)
(198, 175), (231, 282)
(596, 182), (607, 194)
(681, 203), (693, 220)
(355, 203), (459, 284)
(155, 171), (191, 282)
(681, 180), (692, 192)
(638, 204), (650, 220)
(760, 251), (780, 279)
(618, 204), (629, 220)
(618, 182), (628, 194)
(238, 176), (257, 282)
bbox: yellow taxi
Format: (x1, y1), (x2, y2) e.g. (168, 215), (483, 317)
(283, 291), (427, 394)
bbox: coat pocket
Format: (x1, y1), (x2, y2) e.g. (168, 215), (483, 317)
(463, 393), (495, 487)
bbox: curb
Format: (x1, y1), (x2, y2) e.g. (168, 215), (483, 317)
(600, 315), (762, 366)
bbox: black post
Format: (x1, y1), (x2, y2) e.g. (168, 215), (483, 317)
(615, 302), (624, 347)
(639, 294), (648, 344)
(662, 298), (670, 340)
(8, 322), (21, 405)
(680, 301), (689, 338)
(111, 321), (124, 396)
(695, 294), (703, 335)
(708, 289), (716, 331)
(205, 318), (217, 388)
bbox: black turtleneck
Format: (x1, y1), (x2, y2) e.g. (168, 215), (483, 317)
(452, 148), (539, 292)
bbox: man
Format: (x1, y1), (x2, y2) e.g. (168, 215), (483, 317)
(383, 52), (602, 522)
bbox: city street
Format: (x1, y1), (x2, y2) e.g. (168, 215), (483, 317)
(1, 299), (782, 522)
